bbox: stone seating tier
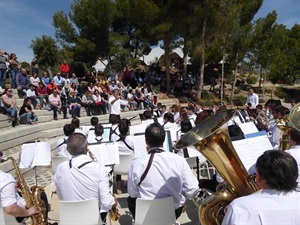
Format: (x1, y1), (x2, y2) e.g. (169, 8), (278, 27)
(0, 91), (176, 177)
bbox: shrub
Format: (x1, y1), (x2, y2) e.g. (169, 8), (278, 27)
(274, 87), (287, 99)
(246, 75), (258, 85)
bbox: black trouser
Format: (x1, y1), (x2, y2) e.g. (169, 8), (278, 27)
(127, 196), (183, 219)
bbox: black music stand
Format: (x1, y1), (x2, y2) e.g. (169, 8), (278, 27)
(232, 99), (243, 109)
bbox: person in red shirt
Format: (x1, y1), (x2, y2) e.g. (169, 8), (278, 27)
(59, 60), (70, 76)
(36, 82), (48, 107)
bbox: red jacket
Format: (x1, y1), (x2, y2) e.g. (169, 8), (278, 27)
(60, 63), (70, 73)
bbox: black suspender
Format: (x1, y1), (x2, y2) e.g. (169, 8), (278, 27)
(69, 158), (93, 169)
(117, 138), (134, 151)
(138, 148), (163, 186)
(57, 138), (67, 148)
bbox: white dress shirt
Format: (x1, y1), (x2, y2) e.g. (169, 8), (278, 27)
(162, 121), (178, 130)
(286, 145), (300, 189)
(0, 171), (17, 208)
(56, 136), (72, 157)
(108, 96), (121, 115)
(110, 124), (120, 142)
(118, 135), (134, 155)
(222, 189), (300, 225)
(246, 93), (259, 109)
(54, 154), (114, 213)
(128, 151), (199, 209)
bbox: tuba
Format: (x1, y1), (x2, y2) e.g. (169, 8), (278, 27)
(176, 109), (258, 225)
(2, 157), (47, 225)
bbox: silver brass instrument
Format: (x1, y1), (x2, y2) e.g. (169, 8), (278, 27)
(176, 109), (258, 225)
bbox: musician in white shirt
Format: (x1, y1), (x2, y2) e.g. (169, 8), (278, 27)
(162, 112), (179, 129)
(127, 123), (199, 219)
(286, 128), (300, 190)
(0, 151), (40, 219)
(54, 133), (116, 223)
(56, 124), (75, 157)
(222, 150), (300, 225)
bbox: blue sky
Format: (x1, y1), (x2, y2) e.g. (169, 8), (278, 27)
(0, 0), (299, 63)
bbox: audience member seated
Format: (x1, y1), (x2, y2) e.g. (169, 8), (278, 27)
(1, 88), (18, 127)
(68, 91), (81, 118)
(16, 68), (30, 98)
(41, 72), (51, 86)
(69, 83), (78, 96)
(26, 84), (39, 109)
(47, 79), (59, 95)
(36, 82), (49, 109)
(30, 72), (40, 88)
(19, 98), (38, 125)
(57, 124), (75, 157)
(92, 90), (106, 115)
(80, 91), (95, 116)
(49, 89), (67, 120)
(127, 89), (137, 110)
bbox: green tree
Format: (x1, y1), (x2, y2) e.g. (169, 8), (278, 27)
(53, 0), (114, 67)
(30, 35), (60, 78)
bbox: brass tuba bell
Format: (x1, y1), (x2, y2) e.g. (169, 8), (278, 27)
(176, 109), (258, 225)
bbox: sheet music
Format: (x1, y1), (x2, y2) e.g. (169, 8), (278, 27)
(157, 117), (164, 125)
(134, 134), (147, 158)
(165, 128), (179, 142)
(130, 123), (148, 135)
(87, 130), (96, 143)
(20, 142), (51, 168)
(239, 122), (259, 135)
(81, 126), (92, 136)
(232, 135), (273, 171)
(88, 142), (120, 165)
(228, 116), (242, 126)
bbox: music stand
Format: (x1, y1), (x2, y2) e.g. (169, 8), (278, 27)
(232, 99), (243, 109)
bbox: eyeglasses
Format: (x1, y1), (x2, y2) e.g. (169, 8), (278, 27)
(8, 90), (12, 92)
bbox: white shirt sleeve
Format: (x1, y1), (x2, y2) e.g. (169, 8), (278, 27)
(0, 174), (17, 207)
(98, 168), (115, 213)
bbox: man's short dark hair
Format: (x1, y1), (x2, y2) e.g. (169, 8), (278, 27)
(63, 124), (76, 136)
(145, 123), (165, 148)
(163, 112), (174, 123)
(67, 133), (87, 156)
(289, 128), (300, 145)
(71, 118), (80, 128)
(143, 110), (152, 119)
(256, 150), (298, 192)
(109, 114), (119, 124)
(94, 124), (104, 137)
(90, 116), (99, 126)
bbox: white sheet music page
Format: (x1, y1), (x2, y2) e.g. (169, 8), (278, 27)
(239, 122), (258, 135)
(20, 143), (36, 168)
(232, 135), (273, 171)
(88, 143), (120, 166)
(31, 142), (51, 167)
(87, 130), (97, 143)
(165, 128), (179, 143)
(100, 142), (119, 165)
(134, 134), (147, 158)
